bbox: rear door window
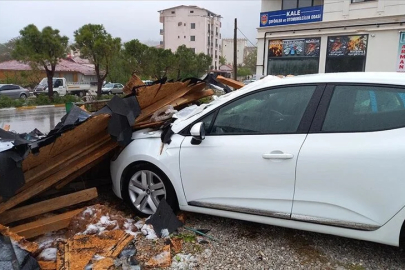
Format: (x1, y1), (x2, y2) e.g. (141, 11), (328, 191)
(323, 85), (405, 132)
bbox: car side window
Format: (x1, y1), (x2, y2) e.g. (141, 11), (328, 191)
(209, 85), (316, 135)
(322, 85), (405, 132)
(11, 85), (20, 90)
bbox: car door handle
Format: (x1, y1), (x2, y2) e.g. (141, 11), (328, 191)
(262, 153), (294, 159)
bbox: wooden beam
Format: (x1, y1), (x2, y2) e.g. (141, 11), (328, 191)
(0, 142), (117, 214)
(217, 75), (245, 90)
(11, 208), (84, 239)
(0, 188), (98, 224)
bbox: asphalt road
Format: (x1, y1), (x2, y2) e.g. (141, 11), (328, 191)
(0, 106), (66, 134)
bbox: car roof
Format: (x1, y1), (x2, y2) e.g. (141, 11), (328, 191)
(255, 72), (405, 89)
(171, 72), (405, 133)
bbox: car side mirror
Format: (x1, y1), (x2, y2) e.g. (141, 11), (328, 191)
(190, 122), (205, 145)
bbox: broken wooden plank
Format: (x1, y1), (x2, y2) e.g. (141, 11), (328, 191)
(171, 89), (214, 108)
(0, 223), (39, 253)
(37, 261), (56, 270)
(22, 114), (110, 172)
(23, 132), (110, 185)
(56, 230), (134, 270)
(135, 82), (204, 123)
(217, 75), (245, 90)
(11, 208), (84, 239)
(0, 141), (117, 214)
(54, 154), (107, 190)
(123, 74), (144, 95)
(0, 188), (98, 224)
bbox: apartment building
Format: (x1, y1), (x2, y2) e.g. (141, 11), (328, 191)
(257, 0), (405, 76)
(221, 39), (248, 66)
(159, 5), (222, 70)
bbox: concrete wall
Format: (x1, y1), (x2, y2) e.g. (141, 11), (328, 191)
(221, 39), (248, 66)
(323, 0), (405, 22)
(160, 5), (221, 69)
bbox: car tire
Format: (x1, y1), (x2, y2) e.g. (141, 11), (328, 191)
(108, 91), (112, 95)
(122, 163), (178, 217)
(19, 94), (27, 100)
(53, 91), (59, 98)
(79, 91), (85, 97)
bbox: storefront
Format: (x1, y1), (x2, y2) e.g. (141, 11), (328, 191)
(257, 0), (405, 77)
(267, 38), (320, 75)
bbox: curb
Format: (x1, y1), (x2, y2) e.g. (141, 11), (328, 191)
(0, 104), (66, 111)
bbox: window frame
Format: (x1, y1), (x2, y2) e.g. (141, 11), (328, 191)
(351, 0), (375, 3)
(179, 83), (325, 136)
(191, 23), (196, 29)
(309, 83), (405, 134)
(282, 0), (319, 10)
(190, 35), (196, 41)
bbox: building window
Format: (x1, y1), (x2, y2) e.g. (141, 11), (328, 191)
(171, 11), (175, 14)
(267, 38), (321, 76)
(184, 23), (186, 26)
(282, 0), (324, 10)
(178, 36), (180, 39)
(190, 10), (194, 13)
(191, 48), (196, 53)
(190, 36), (195, 41)
(352, 0), (375, 2)
(191, 23), (196, 29)
(325, 35), (368, 73)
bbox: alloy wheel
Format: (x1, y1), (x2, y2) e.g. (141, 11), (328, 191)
(128, 170), (166, 215)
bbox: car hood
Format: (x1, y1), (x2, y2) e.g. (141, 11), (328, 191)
(132, 129), (162, 140)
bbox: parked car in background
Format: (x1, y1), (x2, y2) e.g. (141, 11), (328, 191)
(101, 83), (124, 95)
(111, 72), (405, 247)
(243, 79), (256, 85)
(0, 84), (30, 99)
(142, 80), (154, 86)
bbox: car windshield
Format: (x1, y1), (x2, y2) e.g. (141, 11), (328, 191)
(104, 83), (114, 88)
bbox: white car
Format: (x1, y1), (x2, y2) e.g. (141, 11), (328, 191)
(111, 72), (405, 247)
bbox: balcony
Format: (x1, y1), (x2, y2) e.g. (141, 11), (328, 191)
(160, 29), (164, 35)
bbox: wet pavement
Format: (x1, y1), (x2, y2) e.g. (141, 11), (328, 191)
(0, 107), (66, 134)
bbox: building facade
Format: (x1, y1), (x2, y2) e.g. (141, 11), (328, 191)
(257, 0), (405, 77)
(159, 5), (222, 69)
(221, 39), (248, 66)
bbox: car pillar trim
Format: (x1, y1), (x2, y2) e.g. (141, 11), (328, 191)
(188, 201), (291, 220)
(291, 214), (380, 231)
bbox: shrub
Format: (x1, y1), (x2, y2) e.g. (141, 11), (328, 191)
(0, 95), (24, 108)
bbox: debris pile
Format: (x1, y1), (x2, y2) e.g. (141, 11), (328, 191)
(0, 73), (242, 269)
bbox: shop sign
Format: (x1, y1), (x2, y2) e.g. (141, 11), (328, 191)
(260, 6), (323, 27)
(327, 35), (368, 57)
(397, 32), (405, 72)
(269, 38), (320, 58)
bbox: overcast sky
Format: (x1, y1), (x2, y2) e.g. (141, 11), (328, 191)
(0, 0), (261, 46)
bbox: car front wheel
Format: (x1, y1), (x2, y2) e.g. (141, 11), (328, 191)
(122, 164), (178, 217)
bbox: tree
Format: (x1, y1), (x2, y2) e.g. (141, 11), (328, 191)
(0, 38), (19, 62)
(74, 24), (121, 97)
(243, 48), (257, 74)
(13, 25), (68, 99)
(123, 39), (149, 76)
(195, 53), (212, 77)
(219, 55), (226, 65)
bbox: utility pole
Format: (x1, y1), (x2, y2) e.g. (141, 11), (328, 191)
(233, 18), (237, 80)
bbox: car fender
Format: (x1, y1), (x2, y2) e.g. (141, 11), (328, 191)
(110, 133), (187, 205)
